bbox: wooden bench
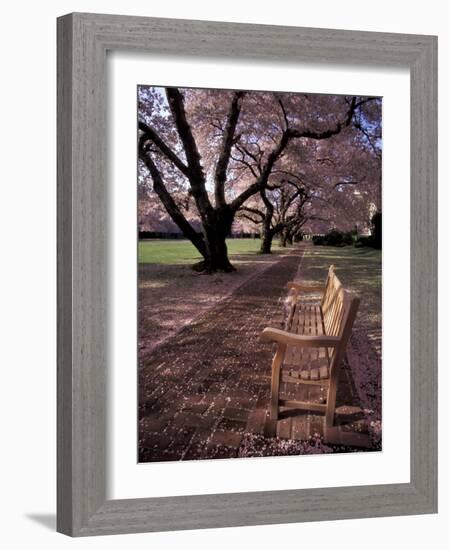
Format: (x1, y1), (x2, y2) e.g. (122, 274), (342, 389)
(261, 265), (360, 429)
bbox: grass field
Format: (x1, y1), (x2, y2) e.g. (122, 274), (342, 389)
(138, 238), (284, 264)
(299, 243), (382, 358)
(298, 244), (382, 426)
(299, 245), (382, 291)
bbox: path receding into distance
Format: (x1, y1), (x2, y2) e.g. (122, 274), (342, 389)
(138, 245), (361, 461)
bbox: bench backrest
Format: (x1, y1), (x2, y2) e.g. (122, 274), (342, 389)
(321, 265), (360, 354)
(320, 266), (360, 426)
(321, 265), (344, 337)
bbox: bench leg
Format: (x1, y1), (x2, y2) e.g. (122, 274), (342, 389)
(325, 377), (337, 427)
(270, 343), (286, 421)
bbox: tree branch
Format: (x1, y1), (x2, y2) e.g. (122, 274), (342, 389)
(165, 88), (212, 216)
(138, 121), (189, 177)
(230, 96), (363, 212)
(230, 151), (259, 179)
(353, 103), (382, 159)
(230, 130), (290, 212)
(288, 97), (356, 141)
(239, 206), (265, 220)
(277, 98), (289, 130)
(238, 213), (263, 225)
(235, 143), (262, 172)
(214, 91), (246, 207)
(139, 144), (207, 258)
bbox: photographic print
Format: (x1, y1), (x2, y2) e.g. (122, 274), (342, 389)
(137, 85), (382, 462)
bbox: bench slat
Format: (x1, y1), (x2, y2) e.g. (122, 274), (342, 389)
(301, 304), (311, 367)
(282, 374), (329, 386)
(284, 304), (327, 370)
(310, 368), (319, 380)
(316, 305), (328, 364)
(279, 399), (327, 413)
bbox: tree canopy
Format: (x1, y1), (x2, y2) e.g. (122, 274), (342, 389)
(138, 86), (381, 271)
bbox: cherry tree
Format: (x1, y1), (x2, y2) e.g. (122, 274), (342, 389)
(238, 178), (312, 253)
(138, 86), (379, 271)
(236, 100), (382, 252)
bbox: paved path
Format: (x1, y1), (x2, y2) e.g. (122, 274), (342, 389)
(139, 245), (361, 462)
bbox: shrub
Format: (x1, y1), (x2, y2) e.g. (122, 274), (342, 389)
(312, 235), (326, 245)
(354, 235), (375, 248)
(313, 229), (353, 247)
(139, 231), (185, 239)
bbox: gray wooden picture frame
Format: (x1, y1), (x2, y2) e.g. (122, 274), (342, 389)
(57, 12), (438, 537)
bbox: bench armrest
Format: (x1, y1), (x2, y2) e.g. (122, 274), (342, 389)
(260, 327), (341, 348)
(287, 281), (325, 293)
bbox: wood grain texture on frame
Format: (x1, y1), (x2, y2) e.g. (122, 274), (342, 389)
(57, 12), (437, 536)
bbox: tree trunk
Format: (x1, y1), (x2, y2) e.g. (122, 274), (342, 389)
(260, 225), (274, 254)
(204, 233), (235, 272)
(279, 229), (288, 247)
(259, 189), (275, 254)
(195, 207), (236, 272)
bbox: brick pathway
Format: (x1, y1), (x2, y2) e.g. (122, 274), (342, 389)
(138, 245), (362, 462)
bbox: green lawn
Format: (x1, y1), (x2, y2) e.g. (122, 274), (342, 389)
(138, 238), (283, 264)
(298, 244), (382, 423)
(299, 245), (382, 292)
(298, 244), (382, 354)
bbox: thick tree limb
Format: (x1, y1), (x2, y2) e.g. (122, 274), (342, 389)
(288, 97), (357, 141)
(260, 188), (274, 215)
(265, 182), (283, 190)
(239, 205), (265, 220)
(230, 96), (365, 212)
(138, 121), (189, 177)
(214, 91), (246, 207)
(165, 88), (212, 216)
(239, 213), (263, 225)
(140, 147), (207, 258)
